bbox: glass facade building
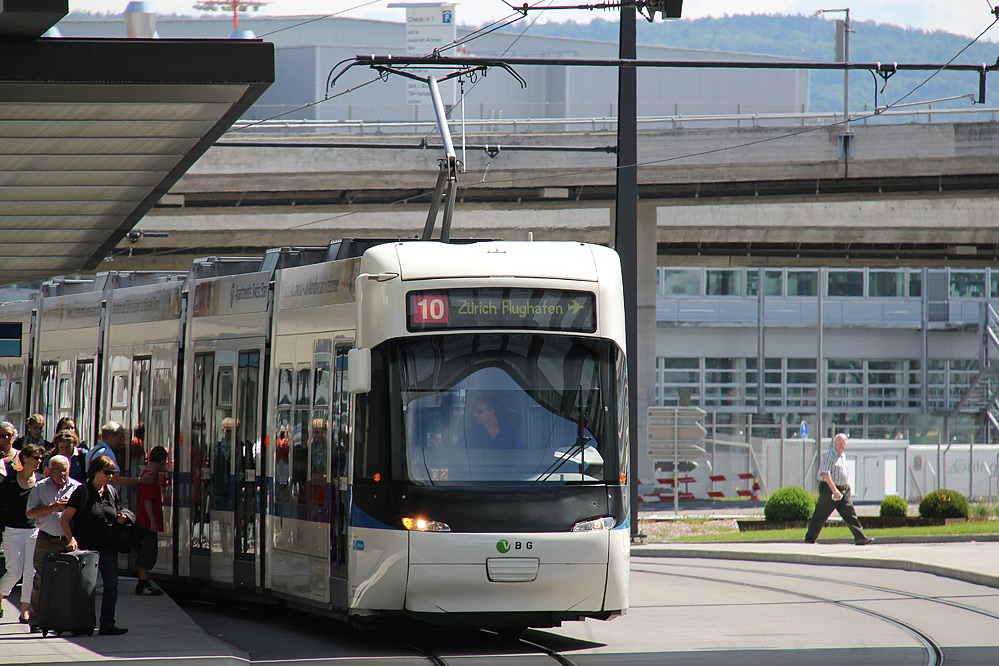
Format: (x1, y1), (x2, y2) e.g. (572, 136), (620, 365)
(655, 266), (993, 442)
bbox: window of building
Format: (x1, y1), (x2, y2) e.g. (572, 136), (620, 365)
(659, 269), (700, 296)
(662, 357), (700, 384)
(868, 413), (906, 439)
(703, 358), (744, 407)
(829, 412), (863, 439)
(827, 270), (864, 297)
(745, 269), (783, 297)
(908, 270), (922, 298)
(868, 360), (903, 408)
(786, 270), (817, 297)
(656, 357), (701, 407)
(991, 270), (999, 298)
(868, 270), (903, 297)
(705, 269), (742, 296)
(950, 271), (985, 298)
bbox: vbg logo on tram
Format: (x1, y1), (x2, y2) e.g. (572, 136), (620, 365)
(496, 539), (532, 553)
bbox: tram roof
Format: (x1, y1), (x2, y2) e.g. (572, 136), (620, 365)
(0, 1), (273, 288)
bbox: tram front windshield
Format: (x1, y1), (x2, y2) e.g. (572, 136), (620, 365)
(396, 333), (623, 486)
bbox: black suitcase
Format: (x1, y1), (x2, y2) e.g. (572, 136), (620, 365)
(37, 549), (99, 637)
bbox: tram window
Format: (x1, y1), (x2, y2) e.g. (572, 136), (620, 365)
(41, 363), (58, 432)
(332, 346), (351, 477)
(8, 380), (21, 414)
(153, 368), (171, 407)
(74, 361), (95, 445)
(58, 377), (72, 410)
(191, 353), (214, 551)
(396, 334), (619, 485)
(0, 376), (6, 412)
(214, 366), (234, 498)
(275, 409), (292, 503)
(111, 373), (128, 408)
(310, 411), (329, 505)
(131, 358), (152, 475)
(293, 364), (310, 504)
(314, 343), (331, 406)
(277, 366), (293, 406)
(311, 345), (332, 505)
(150, 408), (170, 450)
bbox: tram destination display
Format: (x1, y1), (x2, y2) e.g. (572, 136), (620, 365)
(407, 288), (596, 332)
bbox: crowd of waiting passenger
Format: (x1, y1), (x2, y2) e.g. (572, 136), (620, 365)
(0, 414), (167, 636)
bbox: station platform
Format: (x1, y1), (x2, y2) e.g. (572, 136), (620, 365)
(2, 538), (998, 665)
(0, 576), (243, 666)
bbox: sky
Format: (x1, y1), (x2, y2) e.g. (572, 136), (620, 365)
(70, 0), (999, 42)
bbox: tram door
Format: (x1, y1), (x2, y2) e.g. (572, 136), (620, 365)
(233, 349), (261, 589)
(189, 352), (214, 581)
(330, 345), (351, 596)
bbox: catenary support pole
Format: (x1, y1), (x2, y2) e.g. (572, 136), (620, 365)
(616, 5), (640, 539)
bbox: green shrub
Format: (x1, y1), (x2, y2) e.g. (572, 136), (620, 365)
(918, 489), (970, 519)
(879, 494), (908, 517)
(764, 486), (814, 522)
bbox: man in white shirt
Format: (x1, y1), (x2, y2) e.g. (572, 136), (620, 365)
(26, 454), (81, 630)
(804, 432), (875, 545)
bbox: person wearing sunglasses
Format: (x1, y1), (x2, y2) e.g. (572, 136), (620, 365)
(61, 455), (129, 636)
(0, 444), (43, 623)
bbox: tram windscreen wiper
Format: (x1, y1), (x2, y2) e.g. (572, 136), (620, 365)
(536, 385), (590, 484)
(535, 433), (592, 484)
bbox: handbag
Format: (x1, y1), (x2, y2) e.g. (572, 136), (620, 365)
(111, 508), (146, 553)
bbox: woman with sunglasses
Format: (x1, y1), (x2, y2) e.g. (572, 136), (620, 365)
(61, 455), (129, 636)
(0, 443), (43, 623)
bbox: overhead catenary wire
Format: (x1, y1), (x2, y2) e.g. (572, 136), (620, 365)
(227, 3), (544, 134)
(116, 11), (999, 261)
(254, 0), (382, 38)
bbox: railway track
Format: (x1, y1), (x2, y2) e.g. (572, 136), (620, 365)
(634, 559), (999, 666)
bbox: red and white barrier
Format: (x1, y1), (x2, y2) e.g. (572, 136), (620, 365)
(639, 472), (759, 502)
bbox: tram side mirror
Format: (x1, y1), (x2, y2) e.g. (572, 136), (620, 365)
(348, 348), (371, 394)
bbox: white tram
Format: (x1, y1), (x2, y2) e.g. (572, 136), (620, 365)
(0, 239), (629, 628)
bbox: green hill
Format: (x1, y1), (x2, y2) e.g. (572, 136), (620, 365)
(498, 13), (999, 114)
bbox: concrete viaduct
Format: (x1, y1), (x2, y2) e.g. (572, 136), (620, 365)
(113, 117), (999, 272)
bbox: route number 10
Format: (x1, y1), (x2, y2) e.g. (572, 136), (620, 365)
(413, 294), (449, 324)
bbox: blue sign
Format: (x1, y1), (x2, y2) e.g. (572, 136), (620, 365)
(0, 322), (21, 357)
(800, 421), (808, 438)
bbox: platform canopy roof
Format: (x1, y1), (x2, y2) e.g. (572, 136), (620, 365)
(0, 0), (273, 287)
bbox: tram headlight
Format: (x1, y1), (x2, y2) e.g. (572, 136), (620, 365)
(571, 516), (616, 532)
(402, 516), (452, 532)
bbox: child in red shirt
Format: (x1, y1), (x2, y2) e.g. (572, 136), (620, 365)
(136, 446), (168, 596)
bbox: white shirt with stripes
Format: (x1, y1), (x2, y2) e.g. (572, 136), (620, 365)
(816, 447), (850, 487)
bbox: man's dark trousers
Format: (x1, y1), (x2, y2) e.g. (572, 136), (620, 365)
(805, 484), (867, 543)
